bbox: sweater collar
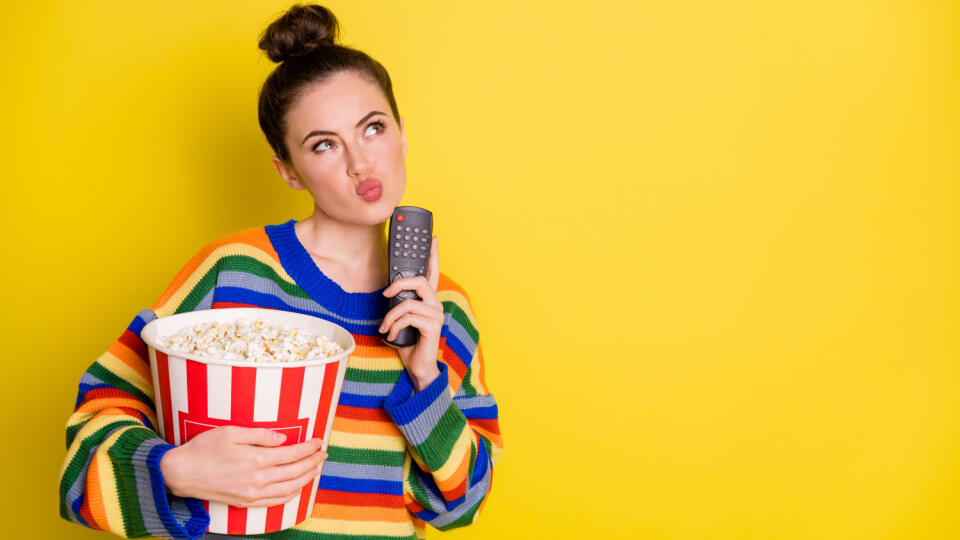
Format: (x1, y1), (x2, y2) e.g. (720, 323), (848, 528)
(264, 218), (388, 320)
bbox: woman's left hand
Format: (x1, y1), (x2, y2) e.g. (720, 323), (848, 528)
(379, 235), (444, 392)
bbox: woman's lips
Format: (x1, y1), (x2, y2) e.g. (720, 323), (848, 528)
(361, 185), (382, 201)
(357, 178), (382, 201)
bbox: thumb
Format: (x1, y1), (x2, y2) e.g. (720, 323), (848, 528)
(233, 427), (286, 447)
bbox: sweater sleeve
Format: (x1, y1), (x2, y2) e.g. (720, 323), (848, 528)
(382, 286), (503, 531)
(58, 240), (224, 538)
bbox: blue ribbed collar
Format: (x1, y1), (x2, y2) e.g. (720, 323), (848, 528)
(264, 218), (388, 320)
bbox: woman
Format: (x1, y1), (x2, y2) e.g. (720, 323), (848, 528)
(57, 4), (502, 539)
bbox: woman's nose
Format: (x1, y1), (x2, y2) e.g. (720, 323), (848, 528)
(346, 146), (372, 177)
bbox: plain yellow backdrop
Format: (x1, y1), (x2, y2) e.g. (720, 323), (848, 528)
(1, 1), (957, 538)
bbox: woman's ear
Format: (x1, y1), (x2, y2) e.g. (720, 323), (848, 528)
(272, 156), (306, 190)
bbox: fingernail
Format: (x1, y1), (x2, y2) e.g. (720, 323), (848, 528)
(274, 432), (285, 443)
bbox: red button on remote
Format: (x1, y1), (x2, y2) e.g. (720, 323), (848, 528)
(397, 214), (404, 222)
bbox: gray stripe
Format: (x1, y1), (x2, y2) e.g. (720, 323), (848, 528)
(322, 460), (403, 480)
(443, 313), (477, 358)
(131, 437), (174, 536)
(218, 271), (381, 325)
(396, 387), (455, 446)
(342, 379), (394, 397)
(424, 454), (493, 528)
(78, 372), (107, 388)
(196, 287), (215, 310)
(452, 393), (497, 411)
(408, 450), (492, 527)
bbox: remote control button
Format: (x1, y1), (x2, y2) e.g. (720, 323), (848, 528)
(404, 235), (410, 240)
(396, 225), (402, 231)
(403, 251), (408, 257)
(397, 214), (404, 222)
(421, 245), (427, 250)
(403, 243), (409, 249)
(394, 242), (400, 248)
(414, 228), (419, 233)
(398, 290), (417, 300)
(393, 250), (400, 256)
(392, 265), (398, 271)
(404, 226), (411, 232)
(419, 254), (426, 259)
(395, 233), (401, 239)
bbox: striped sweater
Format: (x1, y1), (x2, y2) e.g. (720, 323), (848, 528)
(58, 219), (503, 539)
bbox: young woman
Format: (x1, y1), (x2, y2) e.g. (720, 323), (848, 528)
(58, 4), (502, 538)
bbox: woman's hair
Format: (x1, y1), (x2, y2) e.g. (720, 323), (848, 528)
(257, 3), (401, 164)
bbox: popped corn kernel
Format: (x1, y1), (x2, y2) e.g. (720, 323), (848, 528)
(157, 318), (343, 363)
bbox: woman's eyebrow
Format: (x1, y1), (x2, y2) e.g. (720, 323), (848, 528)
(301, 111), (386, 144)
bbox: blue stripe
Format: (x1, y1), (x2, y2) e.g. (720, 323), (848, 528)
(318, 475), (403, 495)
(337, 392), (386, 409)
(471, 439), (488, 486)
(214, 287), (382, 335)
(459, 404), (498, 420)
(146, 444), (209, 539)
(442, 331), (474, 369)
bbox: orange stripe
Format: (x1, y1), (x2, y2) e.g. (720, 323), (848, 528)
(332, 416), (401, 437)
(77, 398), (155, 417)
(107, 341), (151, 382)
(85, 457), (109, 530)
(435, 450), (470, 495)
(313, 502), (408, 522)
(150, 227), (277, 310)
(437, 272), (468, 298)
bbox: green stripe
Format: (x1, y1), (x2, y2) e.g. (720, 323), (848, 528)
(406, 461), (436, 513)
(413, 404), (467, 471)
(60, 419), (142, 502)
(344, 367), (403, 384)
(175, 262), (218, 313)
(326, 445), (405, 468)
(107, 428), (157, 536)
(253, 526), (417, 540)
(459, 364), (478, 396)
(87, 362), (153, 407)
(442, 300), (478, 344)
(219, 254), (312, 299)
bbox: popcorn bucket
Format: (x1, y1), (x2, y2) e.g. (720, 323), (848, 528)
(140, 307), (355, 535)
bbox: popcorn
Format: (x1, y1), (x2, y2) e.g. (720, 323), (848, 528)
(157, 317), (344, 363)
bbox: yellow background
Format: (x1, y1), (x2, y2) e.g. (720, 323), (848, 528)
(1, 1), (957, 538)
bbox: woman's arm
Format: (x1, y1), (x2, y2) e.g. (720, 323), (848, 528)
(383, 289), (503, 530)
(59, 308), (211, 539)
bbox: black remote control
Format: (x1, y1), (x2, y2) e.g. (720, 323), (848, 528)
(382, 206), (433, 347)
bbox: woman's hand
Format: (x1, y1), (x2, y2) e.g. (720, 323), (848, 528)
(159, 425), (327, 508)
(379, 235), (444, 392)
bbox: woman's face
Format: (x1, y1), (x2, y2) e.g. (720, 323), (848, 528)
(274, 70), (407, 225)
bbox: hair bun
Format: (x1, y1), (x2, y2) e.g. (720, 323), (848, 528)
(258, 4), (341, 63)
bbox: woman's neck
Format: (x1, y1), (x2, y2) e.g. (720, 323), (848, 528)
(294, 211), (388, 272)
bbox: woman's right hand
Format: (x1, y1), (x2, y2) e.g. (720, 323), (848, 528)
(159, 425), (327, 508)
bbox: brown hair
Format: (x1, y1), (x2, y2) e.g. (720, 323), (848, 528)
(257, 3), (401, 164)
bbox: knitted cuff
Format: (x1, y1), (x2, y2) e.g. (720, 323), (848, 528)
(384, 361), (470, 472)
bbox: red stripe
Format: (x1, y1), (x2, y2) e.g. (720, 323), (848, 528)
(228, 366), (257, 534)
(277, 366), (306, 427)
(211, 301), (279, 310)
(265, 366), (306, 531)
(338, 404), (392, 422)
(296, 478), (315, 522)
(185, 360), (207, 417)
(312, 362), (340, 439)
(315, 489), (405, 508)
(118, 328), (148, 360)
(155, 351), (174, 444)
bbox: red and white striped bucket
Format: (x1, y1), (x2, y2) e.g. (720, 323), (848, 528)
(141, 307), (355, 535)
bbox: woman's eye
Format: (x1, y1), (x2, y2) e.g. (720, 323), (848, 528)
(366, 121), (385, 136)
(313, 122), (384, 153)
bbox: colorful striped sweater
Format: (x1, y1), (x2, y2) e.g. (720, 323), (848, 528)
(58, 219), (503, 539)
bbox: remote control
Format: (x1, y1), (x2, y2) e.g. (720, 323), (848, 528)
(382, 206), (433, 347)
